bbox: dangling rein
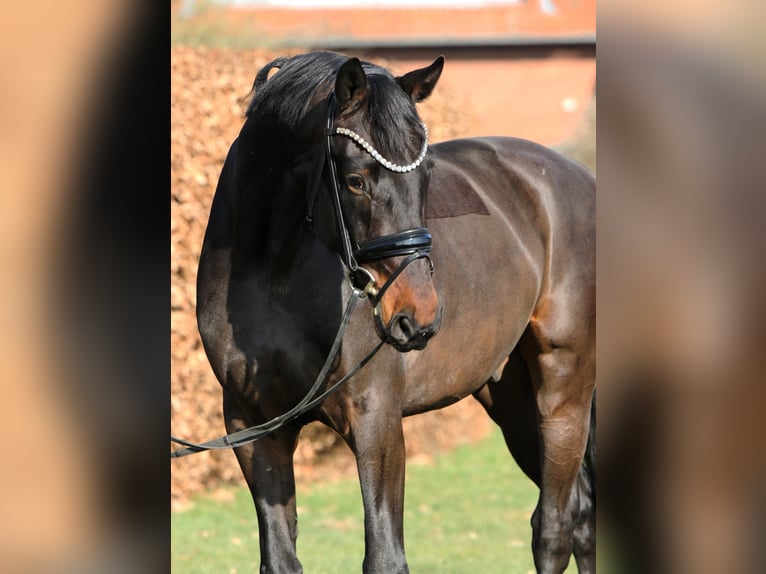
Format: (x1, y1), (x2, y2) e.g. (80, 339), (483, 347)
(170, 286), (383, 458)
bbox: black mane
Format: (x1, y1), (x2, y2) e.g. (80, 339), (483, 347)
(245, 51), (345, 128)
(243, 51), (425, 163)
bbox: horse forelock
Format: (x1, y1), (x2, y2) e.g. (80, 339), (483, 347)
(359, 73), (425, 167)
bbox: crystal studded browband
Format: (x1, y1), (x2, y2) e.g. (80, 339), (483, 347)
(333, 124), (429, 173)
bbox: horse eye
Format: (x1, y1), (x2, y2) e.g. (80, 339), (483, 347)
(345, 174), (366, 195)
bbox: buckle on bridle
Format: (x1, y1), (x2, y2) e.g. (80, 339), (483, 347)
(349, 267), (379, 299)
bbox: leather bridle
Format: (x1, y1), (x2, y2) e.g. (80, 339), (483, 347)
(308, 91), (434, 341)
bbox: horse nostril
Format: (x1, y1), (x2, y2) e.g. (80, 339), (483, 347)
(388, 312), (437, 351)
(397, 314), (418, 340)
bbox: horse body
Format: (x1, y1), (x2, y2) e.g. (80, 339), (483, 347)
(401, 136), (595, 410)
(195, 51), (595, 574)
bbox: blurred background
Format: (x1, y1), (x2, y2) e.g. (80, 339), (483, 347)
(597, 3), (766, 572)
(1, 0), (764, 572)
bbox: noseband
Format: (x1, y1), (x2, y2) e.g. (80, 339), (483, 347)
(308, 92), (434, 340)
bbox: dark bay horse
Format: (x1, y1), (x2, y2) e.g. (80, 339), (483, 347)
(192, 51), (595, 573)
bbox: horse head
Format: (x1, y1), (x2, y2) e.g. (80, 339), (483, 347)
(308, 55), (445, 352)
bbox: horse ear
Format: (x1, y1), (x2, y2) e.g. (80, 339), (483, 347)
(396, 56), (444, 103)
(335, 57), (368, 112)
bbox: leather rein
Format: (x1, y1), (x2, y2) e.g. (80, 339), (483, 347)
(171, 91), (433, 458)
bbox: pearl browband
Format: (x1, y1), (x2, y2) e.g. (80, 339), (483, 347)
(333, 123), (429, 173)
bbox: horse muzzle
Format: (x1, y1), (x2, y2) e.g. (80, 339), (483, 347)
(349, 227), (440, 352)
(386, 305), (443, 352)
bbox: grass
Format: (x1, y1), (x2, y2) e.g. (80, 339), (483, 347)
(172, 428), (578, 573)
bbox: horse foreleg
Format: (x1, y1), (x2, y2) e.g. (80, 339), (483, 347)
(223, 389), (302, 574)
(525, 344), (595, 574)
(342, 394), (409, 574)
